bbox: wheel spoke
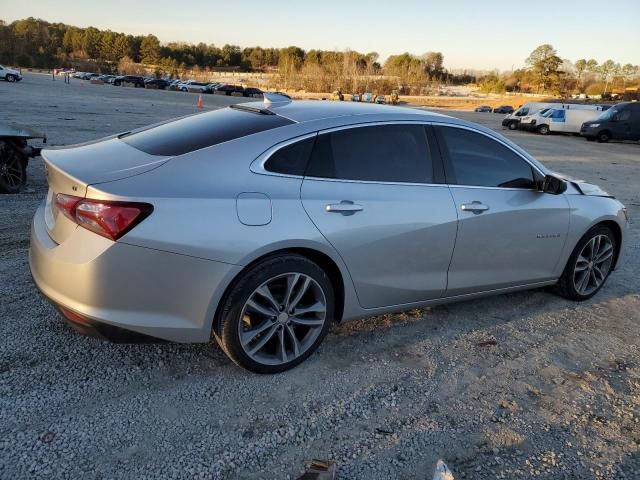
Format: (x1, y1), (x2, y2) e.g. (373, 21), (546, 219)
(247, 324), (279, 355)
(292, 301), (325, 316)
(575, 255), (589, 272)
(246, 298), (277, 318)
(290, 316), (324, 327)
(256, 285), (281, 312)
(285, 325), (300, 357)
(592, 265), (605, 283)
(576, 270), (590, 294)
(277, 327), (287, 362)
(595, 244), (613, 263)
(283, 273), (300, 308)
(241, 319), (276, 347)
(288, 277), (311, 311)
(591, 236), (601, 260)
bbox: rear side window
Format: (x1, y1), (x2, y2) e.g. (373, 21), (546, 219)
(306, 124), (432, 183)
(120, 108), (294, 156)
(437, 126), (536, 189)
(264, 137), (315, 176)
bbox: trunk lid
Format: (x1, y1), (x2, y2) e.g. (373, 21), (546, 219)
(42, 137), (169, 244)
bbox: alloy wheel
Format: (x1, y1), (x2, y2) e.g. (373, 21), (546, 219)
(573, 234), (614, 296)
(239, 272), (327, 366)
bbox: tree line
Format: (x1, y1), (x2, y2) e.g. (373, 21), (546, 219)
(0, 17), (454, 94)
(1, 18), (637, 96)
(478, 44), (638, 97)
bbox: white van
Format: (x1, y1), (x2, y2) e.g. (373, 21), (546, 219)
(501, 102), (603, 130)
(521, 105), (606, 135)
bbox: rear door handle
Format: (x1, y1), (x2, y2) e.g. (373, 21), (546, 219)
(326, 200), (363, 215)
(460, 201), (490, 214)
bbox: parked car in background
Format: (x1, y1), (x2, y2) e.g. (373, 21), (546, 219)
(474, 105), (492, 112)
(362, 92), (374, 102)
(0, 65), (22, 82)
(581, 102), (640, 142)
(179, 81), (209, 93)
(375, 96), (386, 104)
(30, 99), (628, 373)
(522, 106), (605, 135)
(243, 87), (264, 98)
(493, 105), (514, 114)
(145, 78), (170, 90)
(167, 80), (183, 91)
(351, 94), (361, 102)
(216, 84), (245, 96)
(204, 82), (223, 93)
(113, 75), (145, 88)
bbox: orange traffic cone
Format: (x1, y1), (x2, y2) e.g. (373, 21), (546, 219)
(197, 95), (203, 109)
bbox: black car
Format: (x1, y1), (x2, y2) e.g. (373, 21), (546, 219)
(216, 84), (245, 96)
(493, 105), (514, 114)
(144, 78), (170, 90)
(243, 87), (263, 98)
(474, 105), (492, 112)
(113, 75), (145, 88)
(581, 102), (640, 143)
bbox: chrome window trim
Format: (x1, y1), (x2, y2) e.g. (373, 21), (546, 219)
(251, 120), (547, 192)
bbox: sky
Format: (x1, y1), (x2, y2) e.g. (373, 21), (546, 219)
(2, 0), (639, 71)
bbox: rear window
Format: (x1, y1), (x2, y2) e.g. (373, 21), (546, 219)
(120, 108), (294, 156)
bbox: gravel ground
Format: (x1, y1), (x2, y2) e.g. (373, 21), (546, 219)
(1, 73), (639, 479)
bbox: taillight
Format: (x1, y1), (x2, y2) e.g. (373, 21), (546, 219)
(53, 193), (153, 240)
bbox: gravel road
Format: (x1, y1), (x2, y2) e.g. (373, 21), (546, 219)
(1, 73), (638, 479)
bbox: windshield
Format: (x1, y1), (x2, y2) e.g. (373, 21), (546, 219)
(597, 107), (618, 121)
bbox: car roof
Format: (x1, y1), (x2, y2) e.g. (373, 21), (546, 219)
(240, 99), (450, 124)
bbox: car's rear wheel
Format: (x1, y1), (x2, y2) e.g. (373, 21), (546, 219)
(0, 140), (27, 194)
(538, 124), (550, 135)
(215, 254), (334, 373)
(597, 131), (611, 143)
(555, 225), (617, 301)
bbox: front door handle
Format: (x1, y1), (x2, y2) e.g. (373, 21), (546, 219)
(326, 200), (364, 215)
(460, 201), (490, 214)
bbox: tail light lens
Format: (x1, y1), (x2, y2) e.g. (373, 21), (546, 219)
(54, 193), (153, 240)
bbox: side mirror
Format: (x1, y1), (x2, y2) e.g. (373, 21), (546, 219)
(541, 175), (567, 195)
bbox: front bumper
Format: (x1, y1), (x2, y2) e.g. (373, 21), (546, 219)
(29, 202), (240, 343)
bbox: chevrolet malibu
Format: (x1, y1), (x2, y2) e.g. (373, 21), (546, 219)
(30, 96), (629, 373)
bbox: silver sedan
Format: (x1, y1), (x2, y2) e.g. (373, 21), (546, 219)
(30, 96), (629, 373)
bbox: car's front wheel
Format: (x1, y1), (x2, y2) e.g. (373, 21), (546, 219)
(508, 121), (519, 130)
(555, 225), (617, 301)
(215, 254), (334, 373)
(6, 74), (17, 82)
(597, 131), (611, 143)
(538, 124), (550, 135)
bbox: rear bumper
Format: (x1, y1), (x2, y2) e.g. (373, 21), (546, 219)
(29, 202), (241, 343)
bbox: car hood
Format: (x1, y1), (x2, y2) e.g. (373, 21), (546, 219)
(553, 172), (613, 197)
(5, 68), (20, 75)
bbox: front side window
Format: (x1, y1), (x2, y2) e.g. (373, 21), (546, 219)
(306, 124), (432, 183)
(437, 126), (536, 189)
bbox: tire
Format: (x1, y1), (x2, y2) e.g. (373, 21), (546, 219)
(555, 225), (617, 301)
(538, 124), (550, 135)
(215, 254), (335, 373)
(508, 121), (519, 131)
(597, 131), (611, 143)
(0, 140), (27, 194)
(6, 74), (16, 82)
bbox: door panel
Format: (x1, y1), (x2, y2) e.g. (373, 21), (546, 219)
(301, 180), (458, 308)
(446, 187), (570, 295)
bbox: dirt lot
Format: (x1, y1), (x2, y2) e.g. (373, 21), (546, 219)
(1, 73), (639, 480)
